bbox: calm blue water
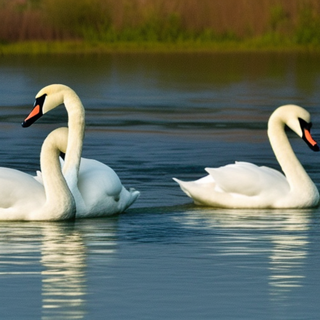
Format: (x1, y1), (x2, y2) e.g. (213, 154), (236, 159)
(0, 52), (320, 319)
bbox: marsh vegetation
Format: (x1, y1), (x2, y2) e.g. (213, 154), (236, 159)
(1, 0), (320, 53)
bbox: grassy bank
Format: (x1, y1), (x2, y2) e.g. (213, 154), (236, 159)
(1, 0), (320, 54)
(1, 39), (318, 55)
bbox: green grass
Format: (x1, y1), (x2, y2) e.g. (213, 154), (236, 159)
(0, 38), (317, 55)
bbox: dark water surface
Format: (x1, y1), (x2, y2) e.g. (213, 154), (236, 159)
(0, 52), (320, 319)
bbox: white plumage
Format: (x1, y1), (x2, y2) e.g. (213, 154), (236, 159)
(23, 84), (139, 218)
(174, 105), (319, 209)
(0, 127), (76, 220)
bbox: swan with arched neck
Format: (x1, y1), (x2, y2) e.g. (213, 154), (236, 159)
(22, 84), (140, 218)
(0, 127), (75, 220)
(173, 105), (319, 209)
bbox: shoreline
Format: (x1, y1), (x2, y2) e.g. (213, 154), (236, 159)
(1, 40), (320, 55)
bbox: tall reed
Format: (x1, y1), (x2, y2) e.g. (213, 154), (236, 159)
(1, 0), (320, 47)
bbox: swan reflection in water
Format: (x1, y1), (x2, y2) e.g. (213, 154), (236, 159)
(41, 223), (87, 319)
(173, 207), (312, 300)
(0, 219), (118, 320)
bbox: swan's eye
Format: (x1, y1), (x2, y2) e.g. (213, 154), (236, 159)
(34, 94), (47, 108)
(298, 118), (312, 130)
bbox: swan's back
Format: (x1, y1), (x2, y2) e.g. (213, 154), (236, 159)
(0, 168), (46, 219)
(206, 161), (290, 196)
(76, 158), (140, 217)
(174, 161), (291, 208)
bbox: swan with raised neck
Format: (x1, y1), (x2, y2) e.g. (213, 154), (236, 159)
(22, 84), (140, 217)
(174, 104), (319, 208)
(23, 84), (86, 214)
(267, 105), (319, 207)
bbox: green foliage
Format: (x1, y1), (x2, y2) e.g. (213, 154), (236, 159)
(81, 12), (240, 44)
(82, 13), (187, 43)
(2, 0), (320, 52)
(38, 0), (240, 44)
(93, 13), (184, 42)
(294, 7), (320, 45)
(269, 5), (288, 32)
(28, 0), (42, 9)
(42, 0), (111, 37)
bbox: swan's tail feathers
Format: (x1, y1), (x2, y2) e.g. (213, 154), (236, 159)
(123, 188), (140, 210)
(130, 188), (140, 201)
(173, 178), (193, 198)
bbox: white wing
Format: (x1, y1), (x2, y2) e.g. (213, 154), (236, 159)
(205, 161), (290, 197)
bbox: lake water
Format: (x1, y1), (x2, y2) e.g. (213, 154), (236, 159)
(0, 52), (320, 319)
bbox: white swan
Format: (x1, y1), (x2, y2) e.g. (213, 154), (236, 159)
(173, 105), (320, 209)
(0, 127), (75, 220)
(22, 84), (140, 218)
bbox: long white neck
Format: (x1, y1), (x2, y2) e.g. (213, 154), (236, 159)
(61, 91), (85, 177)
(268, 116), (316, 195)
(34, 128), (76, 220)
(59, 89), (86, 214)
